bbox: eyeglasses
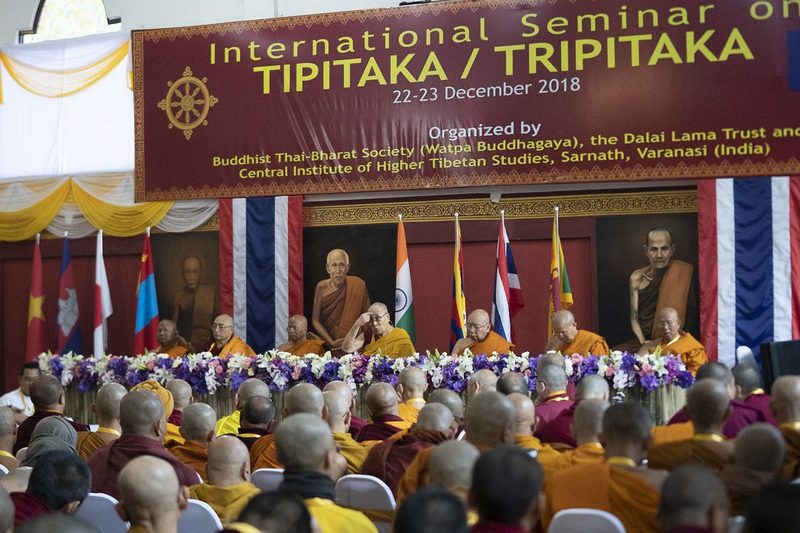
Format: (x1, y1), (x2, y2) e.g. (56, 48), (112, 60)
(211, 323), (232, 330)
(466, 322), (490, 330)
(368, 313), (389, 322)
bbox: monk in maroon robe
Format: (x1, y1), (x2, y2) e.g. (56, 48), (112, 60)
(534, 354), (574, 435)
(733, 363), (778, 426)
(14, 375), (88, 454)
(356, 383), (411, 442)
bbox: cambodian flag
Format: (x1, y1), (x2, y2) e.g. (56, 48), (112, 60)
(56, 235), (82, 355)
(219, 197), (303, 352)
(133, 228), (159, 354)
(493, 211), (525, 342)
(698, 176), (800, 365)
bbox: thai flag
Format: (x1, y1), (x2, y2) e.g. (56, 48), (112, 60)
(94, 230), (113, 357)
(133, 229), (159, 354)
(219, 197), (303, 352)
(698, 176), (800, 366)
(492, 212), (525, 342)
(56, 236), (82, 355)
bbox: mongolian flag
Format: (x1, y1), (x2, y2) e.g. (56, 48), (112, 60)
(26, 233), (46, 359)
(56, 235), (82, 355)
(450, 213), (468, 350)
(395, 215), (416, 342)
(548, 207), (573, 336)
(133, 228), (159, 354)
(493, 211), (525, 342)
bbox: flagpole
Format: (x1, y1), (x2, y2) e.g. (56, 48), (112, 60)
(554, 206), (560, 282)
(35, 232), (40, 245)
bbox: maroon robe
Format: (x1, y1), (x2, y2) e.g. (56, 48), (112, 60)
(533, 393), (574, 438)
(538, 403), (577, 447)
(14, 410), (89, 454)
(668, 399), (765, 438)
(356, 414), (405, 442)
(11, 492), (50, 526)
(88, 434), (200, 498)
(168, 409), (183, 426)
(348, 415), (367, 439)
(743, 392), (778, 426)
(361, 430), (451, 493)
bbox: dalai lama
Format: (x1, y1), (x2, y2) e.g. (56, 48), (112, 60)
(341, 302), (415, 358)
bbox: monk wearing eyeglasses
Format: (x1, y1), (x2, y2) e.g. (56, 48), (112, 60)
(208, 314), (255, 359)
(341, 302), (415, 359)
(452, 308), (514, 356)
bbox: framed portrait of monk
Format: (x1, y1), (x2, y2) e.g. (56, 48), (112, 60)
(151, 232), (220, 353)
(596, 213), (699, 350)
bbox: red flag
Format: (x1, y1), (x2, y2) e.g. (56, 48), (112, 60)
(26, 234), (46, 359)
(133, 229), (159, 354)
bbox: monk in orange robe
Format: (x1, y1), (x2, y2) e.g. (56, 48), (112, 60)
(541, 399), (607, 475)
(545, 310), (609, 355)
(453, 309), (514, 355)
(277, 315), (326, 355)
(209, 314), (256, 358)
(769, 375), (800, 480)
(638, 307), (707, 375)
(76, 383), (126, 460)
(249, 433), (282, 470)
(168, 403), (216, 482)
(651, 421), (695, 446)
(311, 249), (370, 352)
(155, 320), (193, 358)
(509, 393), (561, 464)
(397, 366), (427, 424)
(342, 302), (415, 358)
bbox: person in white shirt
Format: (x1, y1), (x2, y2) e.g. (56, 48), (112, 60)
(0, 362), (40, 424)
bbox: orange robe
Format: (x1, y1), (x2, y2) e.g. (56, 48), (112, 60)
(210, 335), (256, 359)
(542, 443), (605, 475)
(395, 446), (436, 505)
(281, 338), (326, 356)
(169, 440), (209, 482)
(467, 330), (514, 355)
(546, 462), (660, 533)
(157, 344), (190, 358)
(250, 434), (283, 470)
(556, 330), (610, 356)
(319, 276), (370, 340)
(656, 332), (708, 375)
(76, 428), (120, 460)
(780, 423), (800, 480)
(647, 436), (733, 472)
(363, 327), (415, 359)
(651, 422), (694, 446)
(514, 434), (561, 463)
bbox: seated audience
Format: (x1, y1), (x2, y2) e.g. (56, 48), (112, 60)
(467, 369), (498, 400)
(541, 398), (607, 474)
(21, 417), (77, 469)
(356, 382), (410, 442)
(323, 390), (371, 474)
(428, 388), (465, 438)
(394, 487), (468, 533)
(658, 465), (730, 533)
(15, 514), (94, 533)
(428, 440), (480, 522)
(323, 381), (366, 438)
(507, 393), (559, 461)
(771, 374), (800, 479)
(721, 423), (785, 515)
(733, 363), (777, 426)
(216, 378), (271, 437)
(396, 366), (427, 423)
(497, 372), (530, 397)
(232, 492), (313, 533)
(538, 374), (609, 447)
(116, 455), (188, 533)
(233, 396), (274, 450)
(533, 359), (573, 429)
(76, 383), (126, 459)
(169, 402), (216, 482)
(0, 408), (18, 471)
(131, 379), (183, 445)
(165, 378), (193, 426)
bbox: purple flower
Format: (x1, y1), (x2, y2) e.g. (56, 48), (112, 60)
(639, 373), (659, 393)
(674, 371), (694, 389)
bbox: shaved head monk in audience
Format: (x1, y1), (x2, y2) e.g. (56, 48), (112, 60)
(277, 315), (326, 356)
(649, 379), (734, 473)
(508, 393), (559, 462)
(667, 361), (765, 439)
(323, 380), (367, 437)
(216, 377), (271, 437)
(341, 302), (415, 358)
(659, 465), (730, 533)
(546, 403), (667, 532)
(312, 248), (371, 352)
(452, 308), (514, 355)
(0, 408), (17, 472)
(323, 390), (371, 474)
(169, 402), (216, 482)
(116, 455), (188, 533)
(189, 436), (260, 525)
(638, 306), (708, 375)
(76, 382), (126, 459)
(14, 374), (88, 454)
(131, 379), (183, 445)
(467, 369), (498, 400)
(428, 440), (480, 507)
(88, 390), (199, 498)
(497, 371), (530, 397)
(165, 379), (193, 427)
(156, 319), (192, 359)
(428, 388), (465, 438)
(357, 382), (410, 442)
(275, 413), (376, 533)
(234, 492), (313, 533)
(397, 366), (427, 423)
(539, 374), (609, 447)
(721, 423), (785, 515)
(234, 396), (274, 450)
(545, 310), (609, 356)
(769, 375), (800, 479)
(209, 314), (255, 359)
(733, 362), (777, 425)
(543, 399), (608, 474)
(362, 403), (454, 493)
(533, 355), (574, 429)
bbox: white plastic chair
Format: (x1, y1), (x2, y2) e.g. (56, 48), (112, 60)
(75, 492), (130, 533)
(0, 464), (8, 477)
(177, 499), (223, 533)
(728, 515), (746, 533)
(15, 447), (27, 462)
(335, 474), (396, 533)
(548, 508), (626, 533)
(251, 468), (284, 492)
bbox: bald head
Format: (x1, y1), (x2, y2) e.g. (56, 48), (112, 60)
(276, 414), (334, 471)
(573, 398), (608, 444)
(179, 403), (216, 442)
(428, 440), (480, 492)
(284, 383), (324, 417)
(365, 382), (399, 418)
(323, 390), (351, 431)
(465, 391), (515, 447)
(94, 383), (127, 423)
(497, 372), (529, 396)
(576, 375), (610, 401)
(236, 378), (271, 408)
(120, 390), (165, 437)
(536, 360), (568, 392)
(30, 374), (63, 410)
(212, 314), (234, 345)
(207, 436), (251, 486)
(687, 379), (730, 432)
(602, 403), (652, 448)
(697, 362), (734, 385)
(241, 396), (275, 429)
(468, 369), (498, 399)
(399, 366), (428, 399)
(466, 309), (491, 342)
(771, 375), (800, 423)
(0, 486), (12, 533)
(658, 465), (729, 532)
(655, 307), (681, 343)
(732, 363), (763, 399)
(287, 315), (308, 343)
(551, 310), (575, 329)
(166, 380), (192, 410)
(0, 407), (15, 440)
(415, 403), (455, 434)
(118, 456), (182, 523)
(508, 393), (536, 436)
(734, 423), (785, 474)
(427, 388), (464, 420)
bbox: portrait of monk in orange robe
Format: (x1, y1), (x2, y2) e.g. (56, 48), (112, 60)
(172, 255), (217, 353)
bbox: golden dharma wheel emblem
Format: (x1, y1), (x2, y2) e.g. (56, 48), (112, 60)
(157, 66), (218, 140)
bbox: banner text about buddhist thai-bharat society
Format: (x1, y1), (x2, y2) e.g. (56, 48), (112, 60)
(133, 0), (800, 200)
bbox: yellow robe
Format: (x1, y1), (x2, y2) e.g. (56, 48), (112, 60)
(189, 482), (261, 525)
(305, 498), (378, 533)
(657, 332), (708, 376)
(76, 428), (119, 460)
(211, 335), (256, 359)
(250, 434), (283, 470)
(651, 422), (694, 446)
(514, 434), (561, 463)
(395, 446), (436, 505)
(281, 338), (326, 356)
(363, 327), (415, 359)
(165, 422), (185, 445)
(334, 432), (372, 474)
(468, 330), (514, 355)
(780, 423), (800, 480)
(542, 442), (605, 475)
(216, 410), (241, 437)
(398, 400), (425, 424)
(558, 330), (610, 356)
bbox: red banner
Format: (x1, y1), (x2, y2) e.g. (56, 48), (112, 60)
(134, 0), (800, 200)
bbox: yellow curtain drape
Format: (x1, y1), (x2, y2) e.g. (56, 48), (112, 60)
(0, 40), (128, 103)
(0, 180), (70, 240)
(71, 181), (173, 237)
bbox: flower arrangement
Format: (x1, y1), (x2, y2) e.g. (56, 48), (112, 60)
(38, 349), (693, 395)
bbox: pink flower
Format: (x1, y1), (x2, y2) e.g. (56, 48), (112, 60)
(215, 365), (224, 375)
(641, 362), (653, 373)
(291, 366), (301, 380)
(605, 367), (615, 377)
(146, 360), (155, 371)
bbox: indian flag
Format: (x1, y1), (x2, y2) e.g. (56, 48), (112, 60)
(395, 216), (416, 342)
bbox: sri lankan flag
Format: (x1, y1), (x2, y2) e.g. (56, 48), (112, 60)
(549, 209), (573, 336)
